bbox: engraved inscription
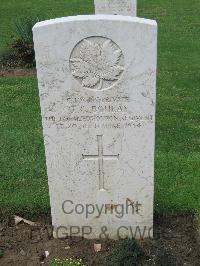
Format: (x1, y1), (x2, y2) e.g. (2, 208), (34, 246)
(82, 135), (119, 190)
(70, 37), (124, 91)
(95, 0), (136, 16)
(43, 95), (154, 130)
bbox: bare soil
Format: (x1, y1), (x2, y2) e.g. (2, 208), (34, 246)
(0, 214), (199, 265)
(0, 68), (36, 77)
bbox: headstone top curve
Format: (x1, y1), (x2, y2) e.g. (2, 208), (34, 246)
(33, 15), (157, 31)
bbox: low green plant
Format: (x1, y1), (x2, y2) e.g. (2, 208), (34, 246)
(105, 239), (147, 266)
(0, 49), (19, 69)
(10, 17), (43, 67)
(153, 248), (177, 266)
(50, 258), (86, 266)
(0, 16), (44, 68)
(0, 249), (4, 258)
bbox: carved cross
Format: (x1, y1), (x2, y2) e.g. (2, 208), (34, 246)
(82, 135), (119, 190)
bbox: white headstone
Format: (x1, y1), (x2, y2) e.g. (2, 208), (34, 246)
(33, 15), (157, 240)
(95, 0), (137, 16)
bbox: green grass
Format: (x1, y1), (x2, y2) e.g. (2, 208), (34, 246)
(0, 0), (94, 52)
(0, 77), (49, 216)
(0, 0), (200, 217)
(50, 258), (86, 266)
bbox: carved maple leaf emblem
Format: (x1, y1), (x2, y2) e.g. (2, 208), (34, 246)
(70, 39), (124, 90)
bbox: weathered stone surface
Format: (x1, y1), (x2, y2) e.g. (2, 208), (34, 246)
(33, 15), (157, 239)
(95, 0), (137, 16)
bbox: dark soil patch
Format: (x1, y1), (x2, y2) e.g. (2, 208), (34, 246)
(0, 68), (36, 77)
(0, 214), (199, 265)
